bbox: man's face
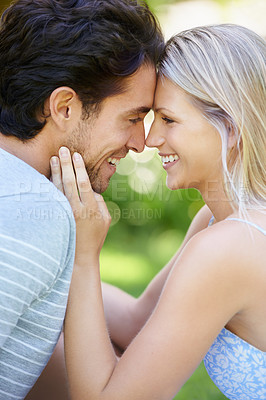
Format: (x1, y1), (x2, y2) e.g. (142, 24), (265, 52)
(65, 64), (156, 193)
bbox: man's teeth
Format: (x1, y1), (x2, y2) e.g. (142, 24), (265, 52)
(161, 154), (179, 164)
(107, 157), (120, 166)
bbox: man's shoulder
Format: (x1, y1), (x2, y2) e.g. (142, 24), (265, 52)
(0, 148), (76, 267)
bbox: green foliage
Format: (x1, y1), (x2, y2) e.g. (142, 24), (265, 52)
(0, 0), (9, 13)
(146, 0), (179, 13)
(146, 0), (232, 12)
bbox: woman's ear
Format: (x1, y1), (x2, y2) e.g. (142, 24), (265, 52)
(226, 121), (239, 150)
(47, 87), (82, 131)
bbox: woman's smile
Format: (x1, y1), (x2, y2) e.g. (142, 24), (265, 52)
(159, 153), (180, 169)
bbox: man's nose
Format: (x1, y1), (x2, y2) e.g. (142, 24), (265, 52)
(126, 125), (145, 153)
(145, 121), (165, 148)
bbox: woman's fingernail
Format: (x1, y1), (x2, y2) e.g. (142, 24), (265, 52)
(59, 147), (69, 158)
(51, 156), (59, 166)
(73, 152), (81, 161)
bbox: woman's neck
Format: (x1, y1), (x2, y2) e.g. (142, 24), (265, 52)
(200, 180), (234, 222)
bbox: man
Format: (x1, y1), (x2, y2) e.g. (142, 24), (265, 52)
(0, 0), (164, 398)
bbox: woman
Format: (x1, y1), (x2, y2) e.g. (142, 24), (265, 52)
(51, 24), (266, 400)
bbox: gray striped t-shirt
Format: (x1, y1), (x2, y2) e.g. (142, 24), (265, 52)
(0, 148), (76, 399)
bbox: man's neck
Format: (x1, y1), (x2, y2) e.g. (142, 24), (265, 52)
(0, 133), (53, 178)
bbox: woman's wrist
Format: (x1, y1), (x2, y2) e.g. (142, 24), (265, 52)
(74, 254), (100, 269)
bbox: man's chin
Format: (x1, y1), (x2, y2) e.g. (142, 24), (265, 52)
(91, 177), (111, 194)
(87, 164), (114, 194)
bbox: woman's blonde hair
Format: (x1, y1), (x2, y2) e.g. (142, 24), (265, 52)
(159, 24), (266, 213)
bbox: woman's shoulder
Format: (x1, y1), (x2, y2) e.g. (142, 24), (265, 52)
(188, 208), (238, 256)
(207, 211), (266, 249)
(185, 207), (249, 263)
(193, 208), (265, 243)
(186, 210), (266, 281)
(180, 208), (265, 283)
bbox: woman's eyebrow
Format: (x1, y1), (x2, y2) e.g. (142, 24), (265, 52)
(154, 107), (175, 114)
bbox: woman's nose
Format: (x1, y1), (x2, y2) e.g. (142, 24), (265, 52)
(145, 121), (165, 148)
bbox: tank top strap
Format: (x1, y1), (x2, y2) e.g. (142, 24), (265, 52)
(208, 215), (215, 226)
(226, 218), (266, 236)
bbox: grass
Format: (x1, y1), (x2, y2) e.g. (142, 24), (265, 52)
(100, 245), (227, 400)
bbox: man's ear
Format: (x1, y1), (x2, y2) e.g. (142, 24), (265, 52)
(48, 87), (81, 130)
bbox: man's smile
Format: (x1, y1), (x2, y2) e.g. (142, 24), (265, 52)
(107, 157), (122, 167)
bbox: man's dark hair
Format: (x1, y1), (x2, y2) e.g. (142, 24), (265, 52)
(0, 0), (164, 140)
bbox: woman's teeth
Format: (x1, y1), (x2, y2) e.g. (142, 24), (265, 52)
(107, 157), (120, 166)
(161, 154), (179, 164)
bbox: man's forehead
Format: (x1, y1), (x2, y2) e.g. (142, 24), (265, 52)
(118, 65), (156, 113)
(99, 64), (156, 116)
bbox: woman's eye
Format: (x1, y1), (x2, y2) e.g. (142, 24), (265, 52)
(162, 117), (174, 124)
(129, 117), (142, 124)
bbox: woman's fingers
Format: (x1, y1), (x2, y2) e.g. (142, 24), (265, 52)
(94, 193), (111, 222)
(72, 153), (111, 222)
(50, 156), (64, 193)
(50, 147), (111, 260)
(58, 147), (80, 207)
(51, 147), (111, 224)
(72, 152), (95, 206)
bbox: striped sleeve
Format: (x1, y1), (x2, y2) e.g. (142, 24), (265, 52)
(0, 232), (61, 348)
(0, 195), (75, 399)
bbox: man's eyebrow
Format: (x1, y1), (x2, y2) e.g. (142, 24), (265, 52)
(125, 106), (151, 115)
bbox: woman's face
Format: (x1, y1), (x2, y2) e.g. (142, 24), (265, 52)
(146, 77), (223, 194)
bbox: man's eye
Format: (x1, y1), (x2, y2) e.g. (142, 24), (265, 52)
(162, 117), (174, 124)
(129, 117), (142, 124)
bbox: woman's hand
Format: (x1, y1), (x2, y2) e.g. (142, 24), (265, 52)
(50, 146), (111, 265)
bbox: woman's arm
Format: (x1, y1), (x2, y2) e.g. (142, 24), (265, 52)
(51, 150), (247, 400)
(102, 205), (213, 350)
(66, 231), (245, 400)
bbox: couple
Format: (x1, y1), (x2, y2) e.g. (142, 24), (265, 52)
(0, 0), (265, 399)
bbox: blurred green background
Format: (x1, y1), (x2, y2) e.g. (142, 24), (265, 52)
(1, 0), (265, 398)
